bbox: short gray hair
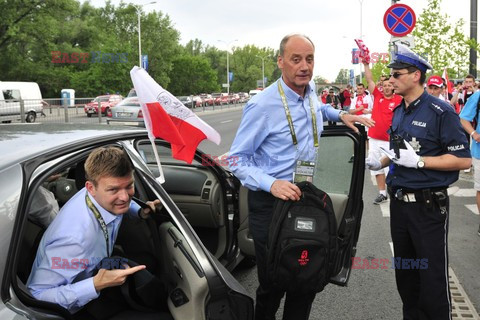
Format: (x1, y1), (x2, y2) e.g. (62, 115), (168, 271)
(279, 34), (315, 57)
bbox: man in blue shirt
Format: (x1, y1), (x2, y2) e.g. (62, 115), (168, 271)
(229, 33), (374, 320)
(459, 91), (480, 236)
(367, 44), (471, 320)
(27, 147), (166, 318)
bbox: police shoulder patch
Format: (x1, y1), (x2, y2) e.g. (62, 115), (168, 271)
(427, 96), (451, 115)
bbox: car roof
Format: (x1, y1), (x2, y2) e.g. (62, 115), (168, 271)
(0, 124), (146, 168)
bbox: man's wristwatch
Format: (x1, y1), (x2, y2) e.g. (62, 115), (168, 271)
(417, 156), (425, 169)
(339, 111), (348, 122)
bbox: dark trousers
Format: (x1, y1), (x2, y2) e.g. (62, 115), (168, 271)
(390, 195), (451, 320)
(248, 190), (316, 320)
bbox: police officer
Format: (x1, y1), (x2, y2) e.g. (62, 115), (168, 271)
(366, 44), (471, 320)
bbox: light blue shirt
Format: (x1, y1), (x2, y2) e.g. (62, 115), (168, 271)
(27, 188), (140, 313)
(229, 77), (341, 192)
(459, 91), (480, 159)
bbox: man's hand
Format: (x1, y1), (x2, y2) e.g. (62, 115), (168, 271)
(341, 113), (375, 133)
(270, 180), (301, 201)
(366, 157), (382, 171)
(140, 199), (162, 219)
(391, 140), (420, 168)
(93, 264), (146, 292)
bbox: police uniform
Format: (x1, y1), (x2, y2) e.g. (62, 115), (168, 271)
(386, 45), (471, 320)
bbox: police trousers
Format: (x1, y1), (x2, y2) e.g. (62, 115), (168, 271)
(389, 188), (451, 320)
(248, 190), (316, 320)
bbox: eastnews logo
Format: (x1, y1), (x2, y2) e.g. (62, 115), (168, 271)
(51, 51), (128, 64)
(51, 257), (128, 269)
(352, 257), (429, 270)
(201, 154), (278, 167)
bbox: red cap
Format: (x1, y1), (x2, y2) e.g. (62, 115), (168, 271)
(427, 75), (443, 87)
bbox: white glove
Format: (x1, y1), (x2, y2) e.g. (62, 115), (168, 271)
(366, 157), (382, 171)
(391, 139), (420, 168)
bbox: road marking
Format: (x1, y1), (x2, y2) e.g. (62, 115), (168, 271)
(449, 267), (480, 319)
(380, 201), (390, 217)
(450, 188), (477, 197)
(465, 204), (479, 215)
(220, 120), (232, 124)
(389, 242), (394, 256)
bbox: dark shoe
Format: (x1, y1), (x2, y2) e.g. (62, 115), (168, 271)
(373, 194), (388, 205)
(348, 155), (354, 163)
(478, 224), (480, 237)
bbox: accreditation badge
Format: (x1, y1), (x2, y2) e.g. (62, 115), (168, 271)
(293, 160), (316, 183)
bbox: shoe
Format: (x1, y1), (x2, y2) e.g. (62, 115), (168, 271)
(373, 194), (388, 205)
(478, 225), (480, 237)
(348, 155), (354, 163)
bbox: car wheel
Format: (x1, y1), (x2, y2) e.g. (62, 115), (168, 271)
(103, 108), (109, 116)
(87, 113), (92, 118)
(25, 112), (36, 123)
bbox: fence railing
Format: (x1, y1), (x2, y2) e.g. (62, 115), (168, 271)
(0, 98), (244, 125)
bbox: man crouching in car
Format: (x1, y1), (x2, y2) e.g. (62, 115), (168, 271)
(27, 147), (172, 320)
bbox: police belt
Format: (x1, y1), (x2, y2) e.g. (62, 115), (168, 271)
(387, 186), (447, 205)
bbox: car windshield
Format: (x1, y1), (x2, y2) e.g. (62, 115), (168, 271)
(93, 97), (109, 102)
(117, 98), (140, 107)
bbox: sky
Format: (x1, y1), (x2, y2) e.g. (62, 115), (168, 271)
(88, 0), (474, 82)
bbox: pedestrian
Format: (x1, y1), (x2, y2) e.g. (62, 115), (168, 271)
(228, 33), (374, 320)
(348, 83), (373, 117)
(426, 75), (444, 99)
(342, 84), (353, 110)
(363, 61), (402, 205)
(326, 88), (340, 125)
(366, 44), (471, 320)
(459, 90), (480, 236)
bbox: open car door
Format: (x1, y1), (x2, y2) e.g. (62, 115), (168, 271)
(236, 125), (367, 286)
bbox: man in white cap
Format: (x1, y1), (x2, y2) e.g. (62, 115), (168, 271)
(366, 44), (471, 320)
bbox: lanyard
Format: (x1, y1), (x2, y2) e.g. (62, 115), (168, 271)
(277, 81), (318, 147)
(85, 193), (110, 257)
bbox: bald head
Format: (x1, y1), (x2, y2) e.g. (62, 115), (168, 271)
(279, 34), (315, 57)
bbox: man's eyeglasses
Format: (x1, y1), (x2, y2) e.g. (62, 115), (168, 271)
(390, 70), (415, 79)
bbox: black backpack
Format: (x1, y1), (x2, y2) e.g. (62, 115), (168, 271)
(266, 181), (338, 294)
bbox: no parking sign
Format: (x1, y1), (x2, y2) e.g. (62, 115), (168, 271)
(383, 4), (416, 37)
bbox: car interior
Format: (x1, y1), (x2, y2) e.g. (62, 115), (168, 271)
(13, 145), (218, 320)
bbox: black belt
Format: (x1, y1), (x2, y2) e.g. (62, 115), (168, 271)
(387, 187), (447, 204)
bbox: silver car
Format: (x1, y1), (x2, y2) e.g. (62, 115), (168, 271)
(0, 124), (253, 320)
(107, 97), (144, 127)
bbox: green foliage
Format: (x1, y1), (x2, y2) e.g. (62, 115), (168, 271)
(167, 55), (219, 95)
(412, 0), (469, 78)
(334, 69), (349, 84)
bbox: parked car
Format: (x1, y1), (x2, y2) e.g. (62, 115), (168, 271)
(0, 122), (367, 319)
(84, 94), (123, 117)
(200, 94), (214, 106)
(106, 97), (144, 127)
(0, 81), (43, 123)
(248, 89), (262, 98)
(0, 124), (254, 320)
(177, 96), (195, 108)
(192, 95), (203, 108)
(229, 94), (240, 104)
(212, 93), (229, 105)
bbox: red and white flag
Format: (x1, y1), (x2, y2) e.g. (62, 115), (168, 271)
(442, 68), (453, 95)
(354, 39), (371, 64)
(130, 66), (221, 164)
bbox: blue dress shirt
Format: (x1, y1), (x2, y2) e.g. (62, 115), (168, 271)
(229, 77), (341, 192)
(460, 91), (480, 159)
(27, 188), (140, 313)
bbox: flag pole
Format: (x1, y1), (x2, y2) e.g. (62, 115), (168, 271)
(149, 137), (165, 184)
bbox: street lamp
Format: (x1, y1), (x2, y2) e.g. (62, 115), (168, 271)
(218, 39), (238, 94)
(135, 1), (157, 68)
(256, 55), (267, 89)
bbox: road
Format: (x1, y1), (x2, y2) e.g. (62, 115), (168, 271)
(197, 106), (480, 319)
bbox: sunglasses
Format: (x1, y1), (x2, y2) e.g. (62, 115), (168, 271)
(390, 70), (415, 79)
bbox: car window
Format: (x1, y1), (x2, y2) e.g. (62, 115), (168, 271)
(3, 89), (21, 100)
(313, 135), (354, 195)
(136, 142), (202, 166)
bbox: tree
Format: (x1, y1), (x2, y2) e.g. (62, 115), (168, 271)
(313, 75), (329, 84)
(412, 0), (469, 78)
(334, 69), (349, 84)
(167, 55), (219, 95)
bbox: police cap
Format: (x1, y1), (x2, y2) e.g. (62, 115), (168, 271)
(388, 44), (433, 73)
